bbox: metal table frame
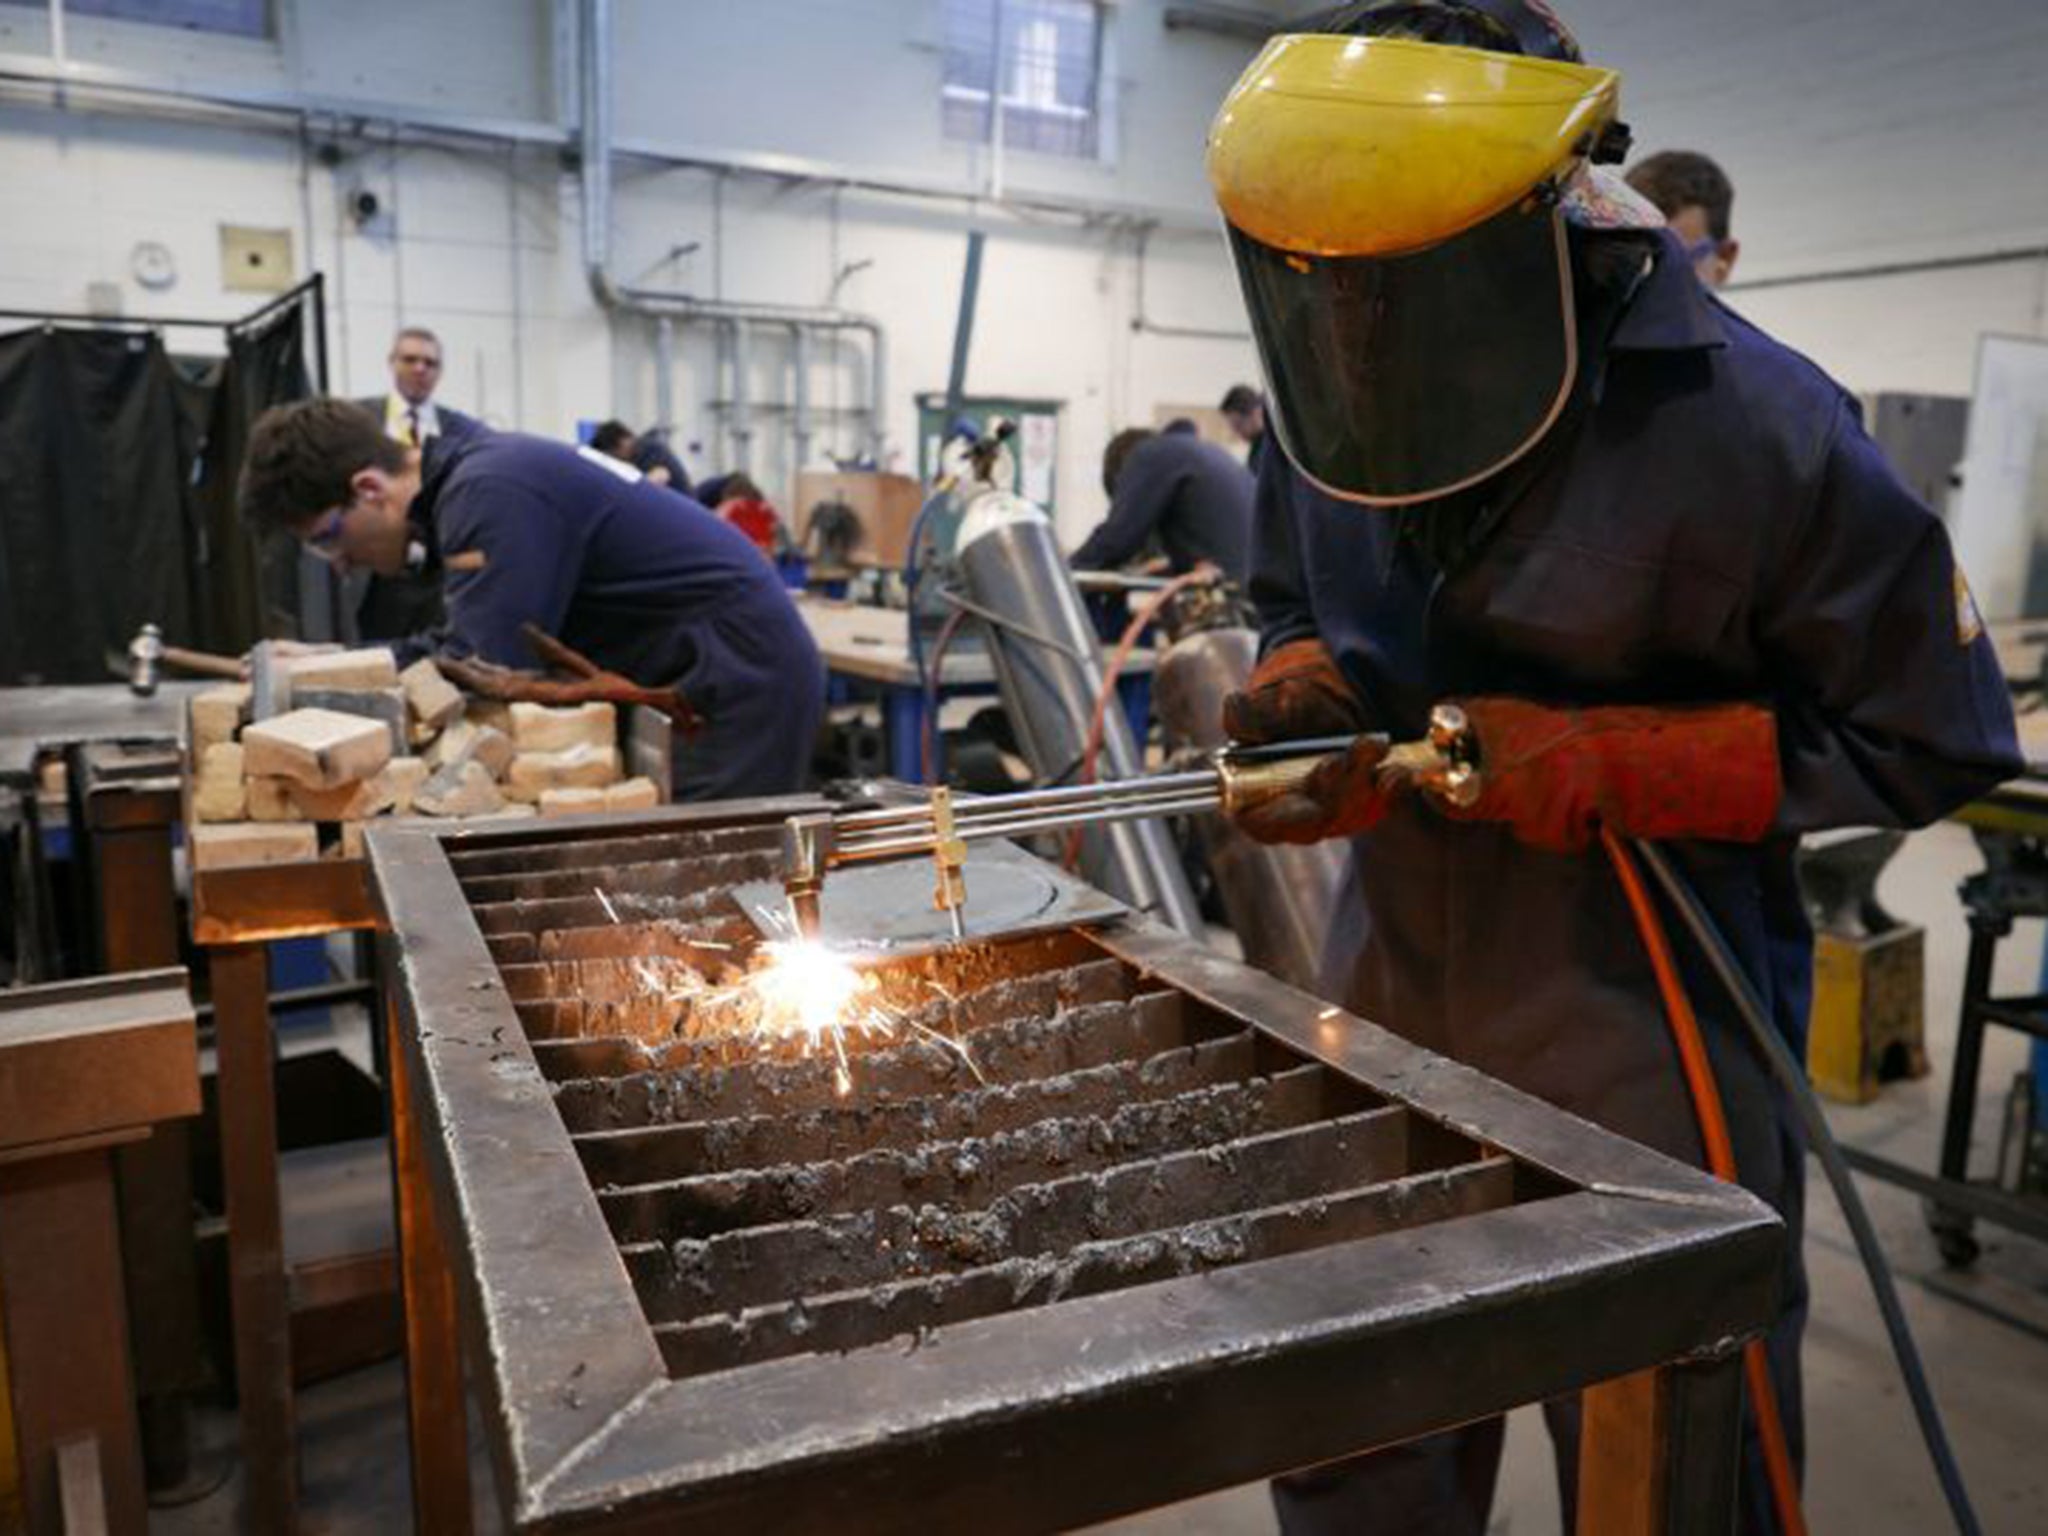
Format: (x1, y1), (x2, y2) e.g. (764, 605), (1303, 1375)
(368, 799), (1783, 1535)
(1837, 790), (2048, 1262)
(0, 968), (198, 1536)
(190, 856), (383, 1534)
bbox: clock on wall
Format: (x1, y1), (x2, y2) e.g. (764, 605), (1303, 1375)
(130, 240), (178, 291)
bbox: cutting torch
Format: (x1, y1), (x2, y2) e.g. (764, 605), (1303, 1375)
(779, 705), (1480, 940)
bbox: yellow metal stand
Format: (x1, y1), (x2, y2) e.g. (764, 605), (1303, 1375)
(1808, 926), (1929, 1105)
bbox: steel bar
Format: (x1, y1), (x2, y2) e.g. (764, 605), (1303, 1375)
(210, 941), (297, 1534)
(835, 795), (1222, 862)
(832, 768), (1221, 831)
(382, 961), (472, 1535)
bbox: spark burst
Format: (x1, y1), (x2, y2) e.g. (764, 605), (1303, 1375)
(591, 888), (978, 1095)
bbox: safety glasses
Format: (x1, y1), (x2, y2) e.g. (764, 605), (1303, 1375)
(303, 504), (351, 565)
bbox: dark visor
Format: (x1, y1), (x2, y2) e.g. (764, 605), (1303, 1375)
(1229, 200), (1577, 506)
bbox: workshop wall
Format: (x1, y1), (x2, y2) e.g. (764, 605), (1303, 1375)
(1580, 0), (2048, 398)
(0, 0), (1262, 543)
(4, 0), (2045, 543)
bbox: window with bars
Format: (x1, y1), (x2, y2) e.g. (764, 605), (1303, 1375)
(942, 0), (1105, 161)
(1, 0), (268, 37)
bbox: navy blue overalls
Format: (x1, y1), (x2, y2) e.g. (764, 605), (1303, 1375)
(1256, 230), (2019, 1535)
(399, 433), (825, 800)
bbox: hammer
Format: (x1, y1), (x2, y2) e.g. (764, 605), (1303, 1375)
(124, 624), (244, 697)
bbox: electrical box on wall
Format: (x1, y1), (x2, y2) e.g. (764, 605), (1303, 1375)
(220, 224), (294, 294)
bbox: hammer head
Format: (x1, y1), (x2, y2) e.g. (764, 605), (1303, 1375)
(126, 624), (165, 697)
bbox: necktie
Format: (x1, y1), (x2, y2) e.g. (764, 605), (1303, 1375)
(405, 406), (421, 446)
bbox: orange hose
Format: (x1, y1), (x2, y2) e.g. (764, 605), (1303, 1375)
(1601, 827), (1808, 1536)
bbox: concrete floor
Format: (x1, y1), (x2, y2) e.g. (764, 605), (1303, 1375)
(155, 822), (2048, 1533)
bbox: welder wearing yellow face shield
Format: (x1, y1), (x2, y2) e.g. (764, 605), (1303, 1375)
(1206, 4), (2020, 1536)
(1209, 21), (1627, 507)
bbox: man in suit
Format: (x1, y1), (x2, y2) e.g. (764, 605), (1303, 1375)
(351, 326), (481, 639)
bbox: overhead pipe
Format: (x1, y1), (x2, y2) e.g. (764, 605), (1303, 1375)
(579, 0), (887, 462)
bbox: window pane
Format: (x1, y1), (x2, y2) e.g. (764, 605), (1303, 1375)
(0, 0), (270, 37)
(943, 0), (1100, 160)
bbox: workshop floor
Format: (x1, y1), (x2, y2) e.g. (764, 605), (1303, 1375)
(153, 822), (2048, 1534)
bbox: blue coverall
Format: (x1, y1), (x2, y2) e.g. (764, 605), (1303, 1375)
(1257, 230), (2020, 1535)
(1072, 430), (1256, 582)
(398, 433), (824, 800)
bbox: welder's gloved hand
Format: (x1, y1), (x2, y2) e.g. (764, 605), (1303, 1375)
(1441, 698), (1781, 853)
(1234, 735), (1395, 846)
(1221, 638), (1371, 746)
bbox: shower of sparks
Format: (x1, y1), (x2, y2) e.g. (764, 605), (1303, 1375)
(590, 888), (980, 1096)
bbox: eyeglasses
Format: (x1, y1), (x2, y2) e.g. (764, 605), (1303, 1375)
(304, 505), (349, 564)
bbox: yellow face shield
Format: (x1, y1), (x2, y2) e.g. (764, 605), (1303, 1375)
(1207, 32), (1623, 508)
(1208, 34), (1620, 260)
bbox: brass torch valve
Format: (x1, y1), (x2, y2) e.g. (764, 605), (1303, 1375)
(780, 813), (836, 940)
(1379, 703), (1482, 808)
(928, 785), (970, 940)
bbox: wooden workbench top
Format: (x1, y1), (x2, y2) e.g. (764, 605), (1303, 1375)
(798, 595), (1156, 688)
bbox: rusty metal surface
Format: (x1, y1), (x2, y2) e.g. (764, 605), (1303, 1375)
(190, 859), (379, 946)
(0, 970), (195, 1536)
(0, 970), (198, 1152)
(0, 683), (202, 787)
(367, 801), (1783, 1534)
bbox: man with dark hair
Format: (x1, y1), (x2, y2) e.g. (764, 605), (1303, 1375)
(1070, 425), (1254, 582)
(591, 419), (693, 495)
(1218, 383), (1270, 474)
(1627, 147), (1740, 287)
(240, 399), (824, 800)
(351, 325), (482, 641)
(1207, 3), (2016, 1532)
(589, 419), (637, 461)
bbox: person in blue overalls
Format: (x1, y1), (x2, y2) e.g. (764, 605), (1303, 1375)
(1208, 4), (2020, 1533)
(239, 399), (823, 800)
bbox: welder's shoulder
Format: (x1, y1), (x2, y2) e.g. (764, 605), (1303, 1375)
(1704, 300), (1862, 476)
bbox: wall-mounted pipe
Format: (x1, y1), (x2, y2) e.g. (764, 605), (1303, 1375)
(731, 318), (753, 476)
(579, 0), (888, 464)
(791, 323), (813, 475)
(653, 314), (675, 436)
(1129, 222), (1250, 343)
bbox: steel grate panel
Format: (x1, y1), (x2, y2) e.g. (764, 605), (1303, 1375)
(442, 820), (1551, 1377)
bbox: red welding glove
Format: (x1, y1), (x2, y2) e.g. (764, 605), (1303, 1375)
(1441, 698), (1781, 853)
(1221, 638), (1372, 745)
(1234, 734), (1395, 845)
(1222, 641), (1392, 844)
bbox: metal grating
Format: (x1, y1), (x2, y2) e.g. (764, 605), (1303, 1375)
(449, 820), (1543, 1382)
(370, 800), (1784, 1533)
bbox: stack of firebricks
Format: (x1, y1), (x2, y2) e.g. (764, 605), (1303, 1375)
(184, 647), (660, 869)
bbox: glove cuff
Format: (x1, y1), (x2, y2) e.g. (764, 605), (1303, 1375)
(1452, 699), (1781, 851)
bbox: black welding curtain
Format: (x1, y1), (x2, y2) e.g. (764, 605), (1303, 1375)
(0, 304), (311, 685)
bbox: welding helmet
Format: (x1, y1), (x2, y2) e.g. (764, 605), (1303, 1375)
(1207, 1), (1630, 506)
